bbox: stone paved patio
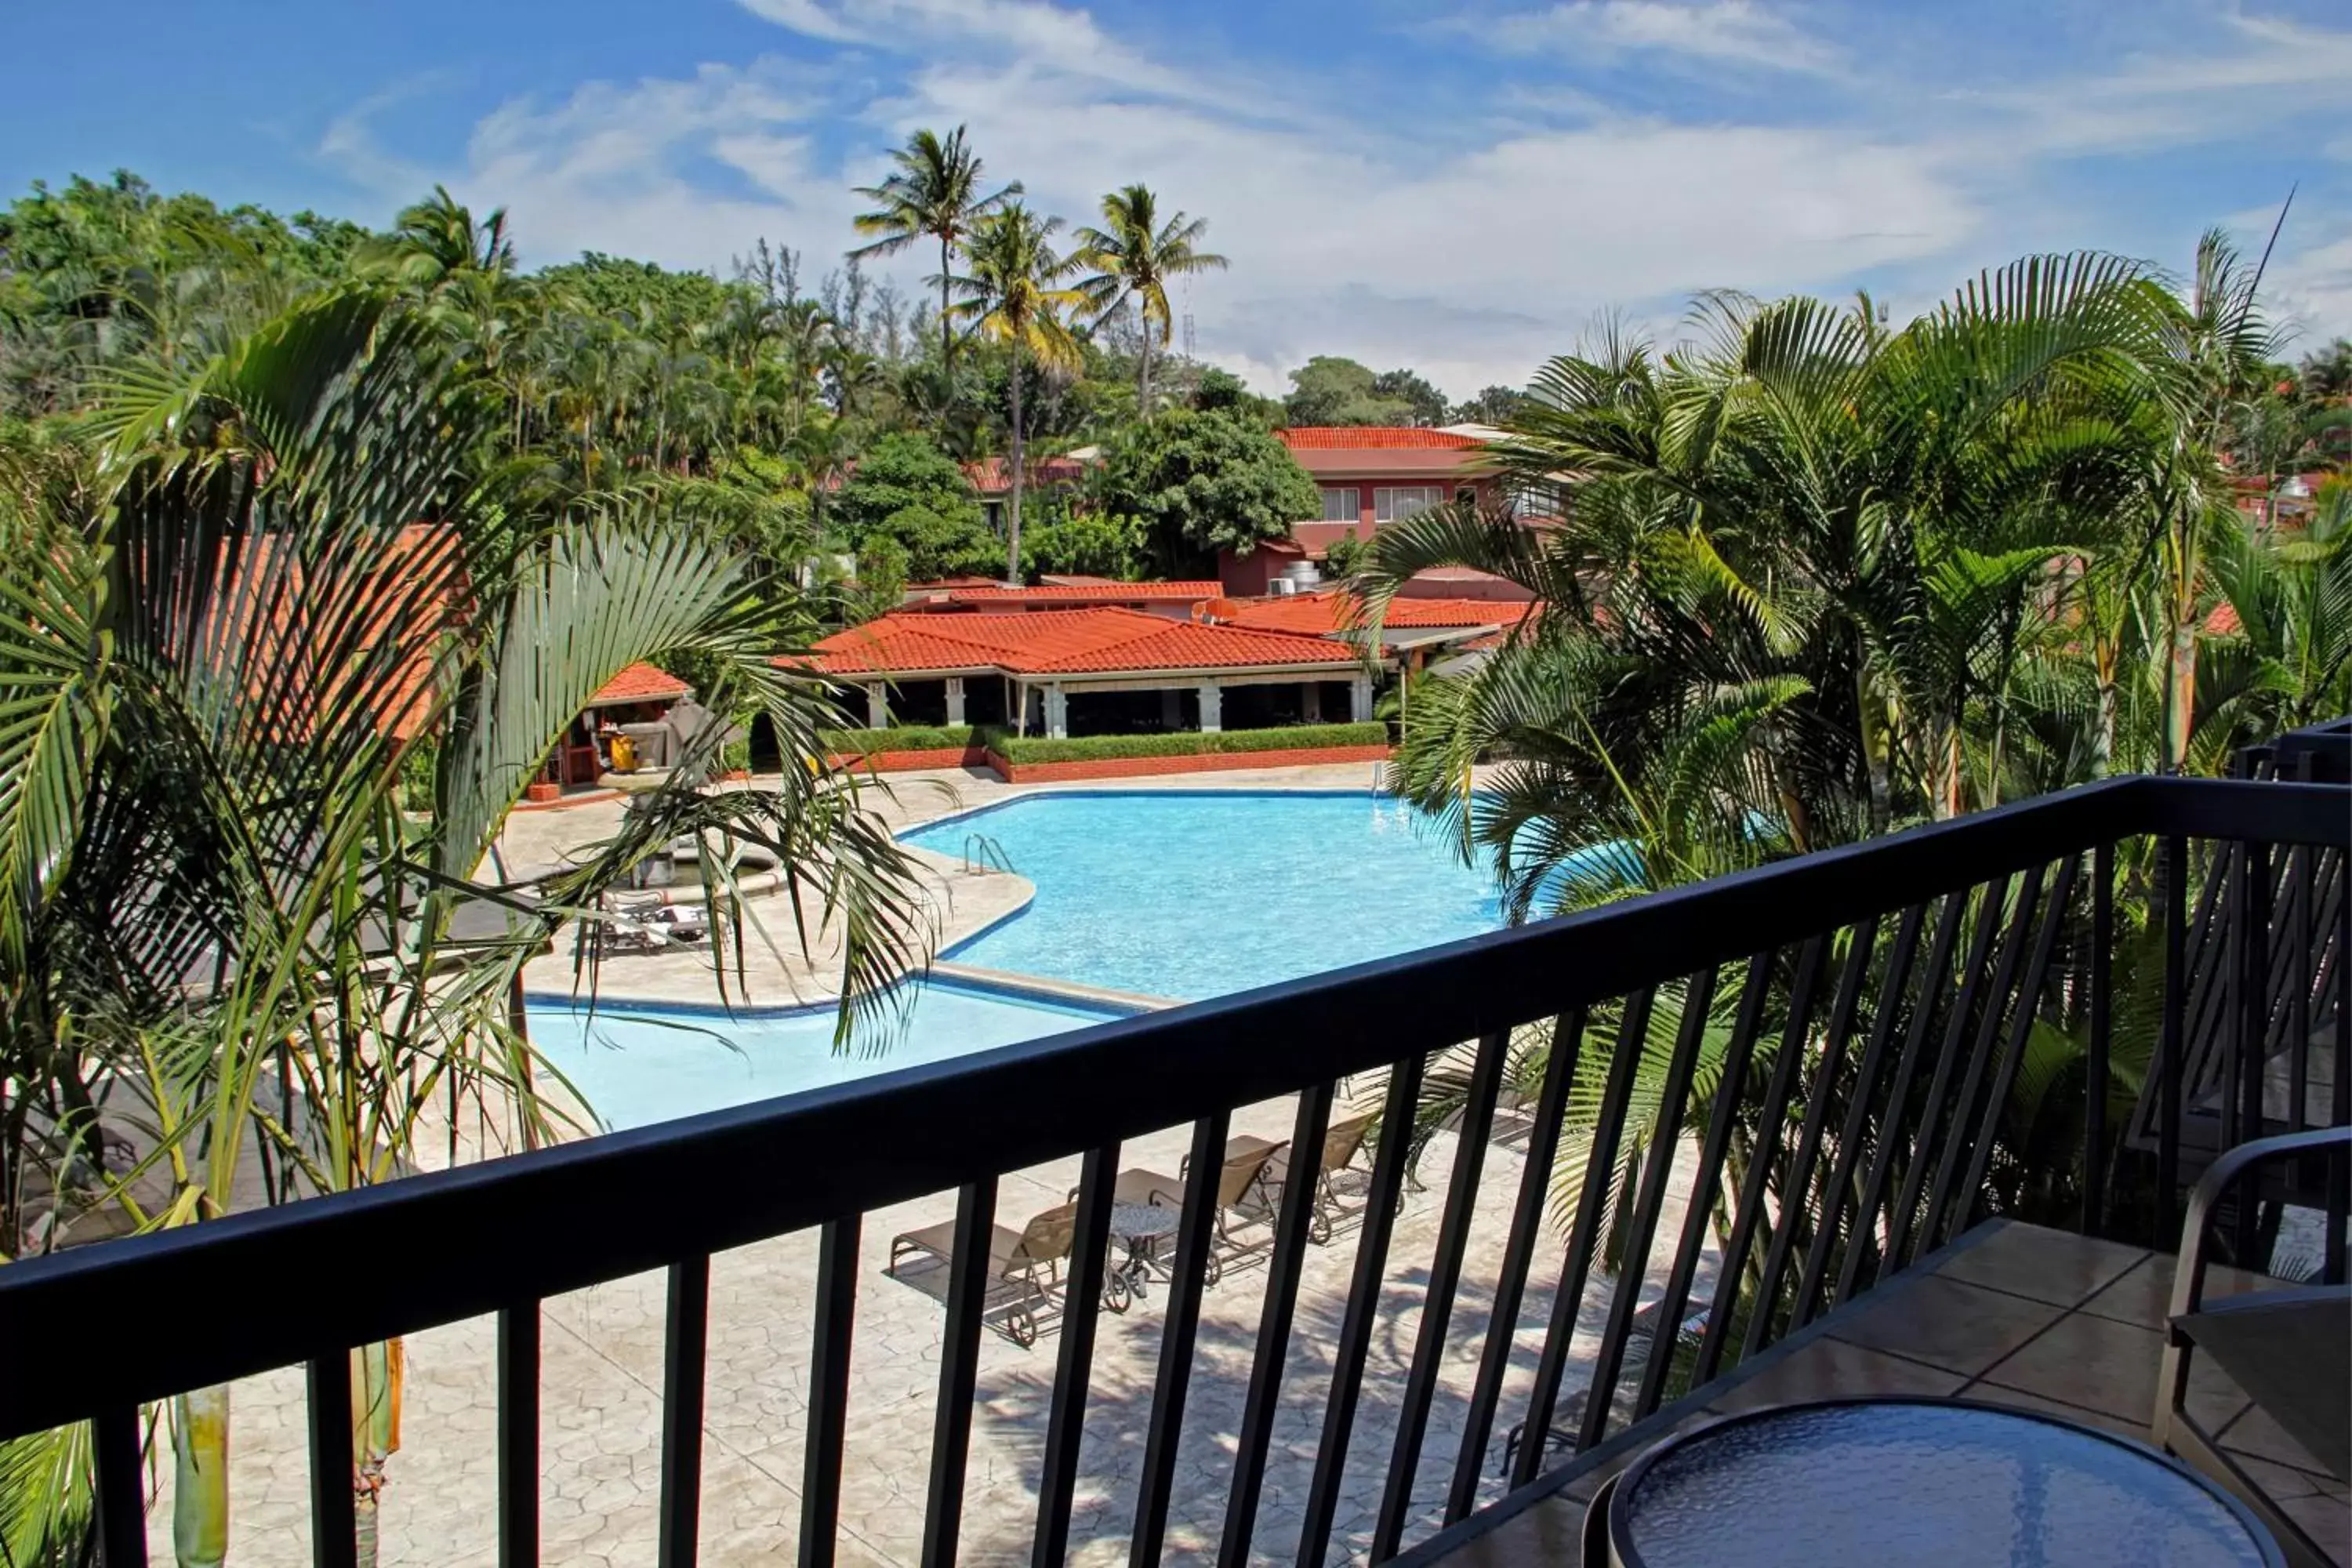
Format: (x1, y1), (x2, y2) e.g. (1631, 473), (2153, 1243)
(143, 1096), (1712, 1565)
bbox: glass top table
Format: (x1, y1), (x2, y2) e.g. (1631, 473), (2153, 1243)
(1607, 1399), (2282, 1568)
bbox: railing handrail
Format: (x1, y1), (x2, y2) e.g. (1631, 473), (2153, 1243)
(0, 774), (2343, 1442)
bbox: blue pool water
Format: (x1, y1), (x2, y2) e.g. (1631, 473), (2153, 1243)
(902, 790), (1504, 1000)
(529, 980), (1128, 1131)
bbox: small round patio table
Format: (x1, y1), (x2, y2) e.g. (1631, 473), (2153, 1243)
(1606, 1398), (2282, 1568)
(1105, 1202), (1181, 1310)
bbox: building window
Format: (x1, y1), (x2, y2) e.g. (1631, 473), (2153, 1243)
(1318, 487), (1359, 522)
(1374, 485), (1446, 524)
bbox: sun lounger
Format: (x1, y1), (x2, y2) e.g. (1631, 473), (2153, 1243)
(1265, 1112), (1378, 1243)
(1097, 1136), (1287, 1287)
(888, 1203), (1077, 1347)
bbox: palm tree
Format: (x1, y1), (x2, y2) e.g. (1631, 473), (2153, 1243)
(0, 287), (931, 1564)
(1354, 252), (2163, 916)
(1073, 184), (1227, 419)
(848, 126), (1020, 365)
(949, 204), (1086, 581)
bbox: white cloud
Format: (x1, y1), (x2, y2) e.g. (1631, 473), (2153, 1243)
(1477, 1), (1846, 75)
(322, 0), (2352, 392)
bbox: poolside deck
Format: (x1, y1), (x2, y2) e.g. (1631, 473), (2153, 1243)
(1417, 1219), (2350, 1568)
(140, 1083), (1720, 1565)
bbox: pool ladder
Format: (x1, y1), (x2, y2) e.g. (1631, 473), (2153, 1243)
(961, 833), (1016, 875)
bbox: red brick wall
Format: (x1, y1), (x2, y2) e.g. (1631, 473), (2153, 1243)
(829, 745), (989, 773)
(984, 744), (1389, 783)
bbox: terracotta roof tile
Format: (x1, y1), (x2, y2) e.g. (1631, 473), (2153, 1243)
(1222, 591), (1531, 637)
(1278, 427), (1482, 450)
(590, 661), (691, 706)
(901, 581), (1220, 610)
(804, 607), (1359, 678)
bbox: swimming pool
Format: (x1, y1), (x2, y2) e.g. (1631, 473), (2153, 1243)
(902, 790), (1504, 1000)
(528, 978), (1130, 1131)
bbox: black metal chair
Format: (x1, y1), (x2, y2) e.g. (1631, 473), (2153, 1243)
(2153, 1125), (2350, 1568)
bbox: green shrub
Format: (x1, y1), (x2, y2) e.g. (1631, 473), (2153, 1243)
(822, 724), (981, 755)
(981, 721), (1385, 764)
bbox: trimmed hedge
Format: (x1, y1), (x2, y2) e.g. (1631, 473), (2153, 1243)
(982, 721), (1385, 764)
(822, 724), (978, 756)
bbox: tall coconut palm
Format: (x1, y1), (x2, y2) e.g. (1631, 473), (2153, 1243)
(848, 126), (1020, 365)
(2139, 227), (2285, 773)
(1073, 184), (1227, 419)
(949, 204), (1086, 582)
(0, 286), (930, 1565)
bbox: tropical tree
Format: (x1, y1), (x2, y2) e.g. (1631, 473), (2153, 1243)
(1355, 254), (2169, 916)
(2137, 226), (2285, 773)
(0, 287), (930, 1564)
(1073, 184), (1226, 419)
(949, 203), (1086, 580)
(848, 126), (1020, 365)
(1087, 406), (1319, 575)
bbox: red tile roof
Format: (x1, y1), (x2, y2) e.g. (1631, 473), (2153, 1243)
(1222, 591), (1532, 638)
(901, 580), (1220, 611)
(2204, 602), (2243, 636)
(590, 662), (691, 706)
(963, 456), (1089, 493)
(805, 608), (1360, 678)
(1279, 427), (1482, 450)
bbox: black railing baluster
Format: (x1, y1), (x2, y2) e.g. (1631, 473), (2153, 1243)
(799, 1217), (859, 1568)
(308, 1352), (359, 1568)
(1130, 1112), (1228, 1568)
(659, 1256), (710, 1568)
(2288, 837), (2313, 1135)
(1888, 877), (2013, 1269)
(1034, 1146), (1117, 1568)
(498, 1305), (540, 1568)
(1515, 986), (1661, 1489)
(1744, 919), (1882, 1356)
(1952, 858), (2082, 1241)
(1218, 1083), (1335, 1568)
(1447, 1010), (1584, 1523)
(1298, 1052), (1426, 1566)
(2223, 844), (2248, 1157)
(1373, 1033), (1506, 1559)
(2328, 857), (2351, 1286)
(2085, 844), (2115, 1237)
(1795, 905), (1928, 1329)
(93, 1403), (146, 1568)
(1920, 868), (2048, 1256)
(1690, 942), (1828, 1390)
(1635, 955), (1773, 1422)
(2236, 843), (2271, 1261)
(2159, 837), (2189, 1241)
(1840, 892), (1968, 1304)
(1578, 968), (1718, 1451)
(922, 1181), (996, 1568)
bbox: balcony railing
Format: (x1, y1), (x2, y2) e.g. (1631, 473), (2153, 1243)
(1, 766), (2345, 1566)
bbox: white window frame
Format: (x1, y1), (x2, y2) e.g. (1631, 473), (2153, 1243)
(1374, 485), (1446, 524)
(1318, 487), (1360, 523)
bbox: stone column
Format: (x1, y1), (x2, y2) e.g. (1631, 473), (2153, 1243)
(1350, 674), (1374, 723)
(945, 677), (967, 726)
(866, 682), (890, 728)
(1199, 681), (1223, 733)
(1045, 683), (1069, 739)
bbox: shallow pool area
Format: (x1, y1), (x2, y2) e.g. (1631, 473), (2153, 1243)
(902, 789), (1504, 1000)
(528, 979), (1128, 1131)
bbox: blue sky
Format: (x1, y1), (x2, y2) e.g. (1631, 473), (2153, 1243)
(9, 0), (2350, 394)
